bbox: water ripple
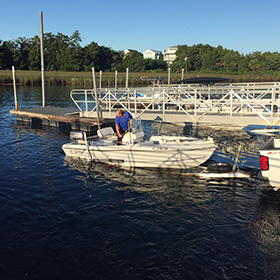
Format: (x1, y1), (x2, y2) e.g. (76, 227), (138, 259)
(0, 86), (278, 279)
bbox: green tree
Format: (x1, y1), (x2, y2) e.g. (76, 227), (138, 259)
(110, 51), (123, 71)
(83, 41), (101, 71)
(260, 52), (280, 72)
(43, 31), (83, 71)
(0, 40), (14, 69)
(28, 36), (40, 70)
(115, 52), (141, 72)
(65, 30), (83, 71)
(173, 44), (242, 73)
(5, 30), (280, 75)
(98, 46), (117, 71)
(13, 37), (31, 70)
(246, 52), (262, 71)
(221, 50), (241, 72)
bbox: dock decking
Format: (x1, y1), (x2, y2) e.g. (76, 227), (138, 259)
(10, 107), (114, 132)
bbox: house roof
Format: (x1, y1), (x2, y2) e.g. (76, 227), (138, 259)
(143, 49), (162, 54)
(124, 49), (139, 52)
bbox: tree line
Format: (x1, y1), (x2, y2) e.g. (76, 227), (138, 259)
(0, 30), (280, 74)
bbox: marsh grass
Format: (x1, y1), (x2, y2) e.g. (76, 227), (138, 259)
(0, 70), (279, 87)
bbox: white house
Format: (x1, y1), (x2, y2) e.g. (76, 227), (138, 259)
(163, 46), (178, 64)
(123, 49), (143, 57)
(142, 49), (163, 60)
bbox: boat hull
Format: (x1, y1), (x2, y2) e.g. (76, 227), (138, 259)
(62, 139), (216, 169)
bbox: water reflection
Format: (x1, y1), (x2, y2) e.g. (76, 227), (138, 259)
(63, 156), (210, 204)
(63, 156), (260, 209)
(61, 156), (268, 279)
(252, 190), (280, 278)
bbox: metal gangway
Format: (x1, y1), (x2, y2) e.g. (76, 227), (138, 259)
(69, 82), (280, 126)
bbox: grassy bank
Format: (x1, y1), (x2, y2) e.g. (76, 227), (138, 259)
(0, 70), (279, 87)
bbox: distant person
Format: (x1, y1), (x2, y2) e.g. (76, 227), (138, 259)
(115, 109), (133, 145)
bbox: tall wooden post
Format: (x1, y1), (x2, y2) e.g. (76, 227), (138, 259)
(99, 70), (102, 90)
(12, 66), (18, 110)
(92, 68), (101, 130)
(168, 68), (171, 86)
(115, 70), (118, 92)
(39, 11), (45, 107)
(126, 68), (129, 89)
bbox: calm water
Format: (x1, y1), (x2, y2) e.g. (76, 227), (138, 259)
(1, 86), (280, 280)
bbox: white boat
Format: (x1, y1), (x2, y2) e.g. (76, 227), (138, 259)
(61, 122), (216, 169)
(259, 137), (280, 190)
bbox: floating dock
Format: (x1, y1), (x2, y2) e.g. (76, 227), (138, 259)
(10, 107), (115, 132)
(69, 82), (280, 126)
(9, 82), (280, 131)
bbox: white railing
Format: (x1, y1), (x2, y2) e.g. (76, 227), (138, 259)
(70, 82), (280, 125)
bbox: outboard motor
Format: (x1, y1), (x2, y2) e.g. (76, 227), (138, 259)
(122, 129), (145, 144)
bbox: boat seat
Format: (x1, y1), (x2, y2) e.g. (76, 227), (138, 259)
(97, 127), (117, 140)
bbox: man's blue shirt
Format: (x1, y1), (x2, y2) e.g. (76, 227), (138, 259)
(115, 112), (133, 131)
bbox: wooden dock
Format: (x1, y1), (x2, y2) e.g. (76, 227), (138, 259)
(10, 107), (115, 132)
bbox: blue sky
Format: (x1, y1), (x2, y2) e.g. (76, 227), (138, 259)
(1, 0), (279, 54)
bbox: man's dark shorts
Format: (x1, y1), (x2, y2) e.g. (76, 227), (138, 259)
(118, 129), (127, 142)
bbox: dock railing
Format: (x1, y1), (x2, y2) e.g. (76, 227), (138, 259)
(70, 82), (280, 125)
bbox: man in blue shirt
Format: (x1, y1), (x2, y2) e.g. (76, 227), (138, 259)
(115, 109), (133, 144)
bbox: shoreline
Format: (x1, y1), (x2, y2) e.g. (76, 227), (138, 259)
(0, 70), (279, 86)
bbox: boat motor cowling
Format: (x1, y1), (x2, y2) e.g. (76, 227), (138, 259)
(122, 130), (145, 144)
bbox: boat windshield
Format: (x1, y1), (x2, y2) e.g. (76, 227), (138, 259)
(133, 118), (143, 132)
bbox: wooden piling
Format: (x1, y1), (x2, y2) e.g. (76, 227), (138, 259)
(126, 68), (129, 89)
(115, 70), (118, 92)
(40, 11), (45, 107)
(99, 70), (102, 90)
(168, 68), (171, 87)
(92, 68), (101, 130)
(12, 66), (18, 110)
